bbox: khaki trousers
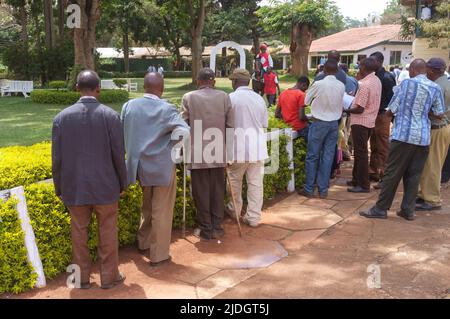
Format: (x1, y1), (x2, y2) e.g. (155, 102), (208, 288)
(418, 125), (450, 207)
(68, 203), (120, 285)
(227, 162), (265, 224)
(138, 168), (176, 263)
(370, 113), (391, 176)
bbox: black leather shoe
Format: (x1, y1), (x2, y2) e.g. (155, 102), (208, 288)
(298, 189), (314, 198)
(415, 202), (442, 212)
(346, 180), (357, 187)
(80, 282), (91, 290)
(348, 186), (370, 193)
(415, 197), (425, 204)
(369, 173), (380, 182)
(396, 210), (415, 221)
(359, 207), (388, 219)
(101, 272), (126, 289)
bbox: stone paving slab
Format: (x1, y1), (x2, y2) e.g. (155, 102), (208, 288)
(262, 205), (343, 231)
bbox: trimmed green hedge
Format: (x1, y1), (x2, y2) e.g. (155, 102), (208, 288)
(0, 198), (38, 294)
(30, 89), (129, 105)
(48, 81), (66, 90)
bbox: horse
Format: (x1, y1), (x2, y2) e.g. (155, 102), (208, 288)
(252, 57), (265, 96)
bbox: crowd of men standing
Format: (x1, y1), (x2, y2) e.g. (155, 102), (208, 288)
(51, 49), (449, 290)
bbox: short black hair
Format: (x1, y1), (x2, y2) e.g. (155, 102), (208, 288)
(324, 59), (339, 74)
(77, 70), (100, 91)
(360, 57), (379, 73)
(370, 51), (384, 64)
(297, 76), (310, 87)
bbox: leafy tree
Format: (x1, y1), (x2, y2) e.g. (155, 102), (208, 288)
(380, 0), (413, 25)
(258, 0), (334, 76)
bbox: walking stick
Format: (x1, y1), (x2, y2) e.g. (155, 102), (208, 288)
(182, 153), (187, 239)
(226, 167), (243, 237)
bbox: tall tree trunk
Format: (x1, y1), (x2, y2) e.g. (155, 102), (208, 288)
(221, 46), (227, 76)
(123, 31), (130, 73)
(58, 0), (67, 42)
(252, 27), (260, 56)
(174, 46), (182, 71)
(290, 23), (313, 77)
(18, 5), (28, 48)
(44, 0), (54, 49)
(187, 0), (206, 84)
(74, 0), (100, 70)
(34, 11), (46, 84)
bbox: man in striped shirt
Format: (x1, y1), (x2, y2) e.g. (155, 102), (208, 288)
(360, 59), (445, 221)
(344, 58), (382, 193)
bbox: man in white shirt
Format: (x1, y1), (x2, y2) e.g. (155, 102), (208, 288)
(302, 60), (345, 199)
(226, 69), (269, 228)
(157, 64), (164, 77)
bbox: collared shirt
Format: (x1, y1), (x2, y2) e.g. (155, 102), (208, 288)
(229, 87), (268, 162)
(388, 74), (445, 146)
(376, 67), (396, 113)
(143, 93), (160, 100)
(79, 96), (97, 101)
(350, 72), (382, 128)
(433, 75), (450, 127)
(305, 75), (345, 122)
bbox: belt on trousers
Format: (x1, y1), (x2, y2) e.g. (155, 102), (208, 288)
(431, 123), (449, 130)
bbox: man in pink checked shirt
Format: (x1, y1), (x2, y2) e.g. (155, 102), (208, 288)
(344, 57), (382, 193)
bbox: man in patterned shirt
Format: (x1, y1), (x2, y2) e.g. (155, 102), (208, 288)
(344, 57), (382, 193)
(360, 59), (445, 221)
(416, 58), (450, 211)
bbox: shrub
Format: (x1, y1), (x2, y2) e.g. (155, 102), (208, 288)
(31, 89), (129, 105)
(293, 138), (307, 190)
(49, 81), (67, 90)
(0, 198), (38, 294)
(0, 143), (52, 191)
(113, 79), (127, 89)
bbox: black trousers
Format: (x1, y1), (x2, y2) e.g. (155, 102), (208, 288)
(376, 141), (429, 215)
(351, 125), (372, 190)
(191, 168), (225, 238)
(442, 149), (450, 183)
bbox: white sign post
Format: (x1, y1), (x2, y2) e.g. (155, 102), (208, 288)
(10, 186), (46, 288)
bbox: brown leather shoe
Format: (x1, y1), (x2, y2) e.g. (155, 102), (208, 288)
(101, 272), (126, 290)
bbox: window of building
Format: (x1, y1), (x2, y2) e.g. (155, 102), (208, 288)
(310, 56), (326, 68)
(390, 51), (402, 65)
(341, 55), (354, 66)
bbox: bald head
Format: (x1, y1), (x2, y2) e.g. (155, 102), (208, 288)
(409, 59), (427, 78)
(144, 72), (164, 97)
(76, 70), (100, 97)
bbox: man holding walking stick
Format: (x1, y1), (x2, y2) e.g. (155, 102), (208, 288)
(226, 69), (268, 228)
(181, 68), (235, 241)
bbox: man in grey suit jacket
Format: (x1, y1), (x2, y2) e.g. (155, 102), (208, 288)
(121, 72), (190, 266)
(52, 70), (127, 290)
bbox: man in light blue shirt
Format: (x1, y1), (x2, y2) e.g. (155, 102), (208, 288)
(360, 59), (445, 221)
(121, 72), (190, 266)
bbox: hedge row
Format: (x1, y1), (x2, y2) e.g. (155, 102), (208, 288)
(98, 71), (192, 79)
(0, 125), (306, 294)
(30, 89), (129, 105)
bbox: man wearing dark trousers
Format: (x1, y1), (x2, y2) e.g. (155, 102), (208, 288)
(181, 68), (234, 241)
(360, 59), (445, 221)
(368, 52), (396, 184)
(345, 57), (382, 193)
(52, 70), (128, 289)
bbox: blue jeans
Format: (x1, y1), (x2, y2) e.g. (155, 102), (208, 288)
(304, 120), (339, 195)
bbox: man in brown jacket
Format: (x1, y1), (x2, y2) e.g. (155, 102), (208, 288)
(181, 68), (234, 241)
(52, 70), (127, 289)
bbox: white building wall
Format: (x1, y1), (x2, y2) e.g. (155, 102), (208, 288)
(309, 43), (412, 69)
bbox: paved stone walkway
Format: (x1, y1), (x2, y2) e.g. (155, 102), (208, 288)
(10, 165), (450, 299)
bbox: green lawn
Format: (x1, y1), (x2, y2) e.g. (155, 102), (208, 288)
(0, 77), (296, 148)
